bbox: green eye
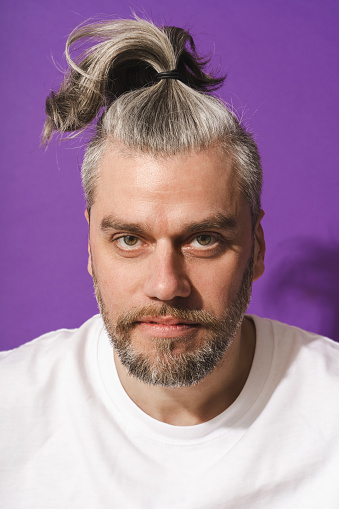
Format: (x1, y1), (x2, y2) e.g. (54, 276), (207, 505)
(114, 234), (144, 254)
(196, 235), (213, 246)
(190, 234), (219, 249)
(123, 236), (139, 246)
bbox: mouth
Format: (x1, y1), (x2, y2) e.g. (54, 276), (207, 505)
(135, 316), (201, 338)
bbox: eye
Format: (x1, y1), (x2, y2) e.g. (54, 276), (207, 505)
(115, 235), (142, 249)
(190, 235), (218, 248)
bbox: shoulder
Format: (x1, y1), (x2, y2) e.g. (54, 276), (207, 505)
(255, 314), (338, 349)
(250, 315), (339, 387)
(252, 315), (338, 345)
(0, 315), (104, 392)
(0, 314), (103, 357)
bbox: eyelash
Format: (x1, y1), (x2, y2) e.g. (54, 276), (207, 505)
(189, 234), (219, 248)
(112, 234), (222, 253)
(115, 235), (144, 249)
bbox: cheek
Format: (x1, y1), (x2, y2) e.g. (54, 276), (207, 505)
(188, 256), (247, 314)
(198, 274), (238, 309)
(93, 255), (145, 309)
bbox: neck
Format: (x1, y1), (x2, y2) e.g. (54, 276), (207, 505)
(114, 316), (256, 426)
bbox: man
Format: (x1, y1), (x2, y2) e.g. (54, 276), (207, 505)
(1, 18), (338, 508)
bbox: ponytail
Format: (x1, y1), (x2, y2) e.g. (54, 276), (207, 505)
(43, 17), (262, 226)
(43, 18), (223, 144)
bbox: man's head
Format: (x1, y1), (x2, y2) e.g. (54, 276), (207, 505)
(43, 18), (265, 386)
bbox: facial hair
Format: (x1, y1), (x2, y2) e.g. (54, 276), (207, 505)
(92, 255), (254, 387)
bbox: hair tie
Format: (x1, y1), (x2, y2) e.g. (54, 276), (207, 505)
(156, 70), (183, 82)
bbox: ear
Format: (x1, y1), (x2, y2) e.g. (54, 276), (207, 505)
(84, 210), (93, 277)
(252, 209), (266, 282)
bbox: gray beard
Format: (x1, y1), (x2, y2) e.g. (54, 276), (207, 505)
(93, 255), (253, 387)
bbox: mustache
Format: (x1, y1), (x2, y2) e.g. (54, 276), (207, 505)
(115, 304), (223, 334)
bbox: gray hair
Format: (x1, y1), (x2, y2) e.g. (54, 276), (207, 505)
(43, 17), (262, 225)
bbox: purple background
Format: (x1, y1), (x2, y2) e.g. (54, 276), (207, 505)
(1, 0), (338, 350)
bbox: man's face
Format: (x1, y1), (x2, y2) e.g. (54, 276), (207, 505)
(87, 143), (265, 386)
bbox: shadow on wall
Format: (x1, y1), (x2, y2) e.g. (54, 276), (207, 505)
(262, 238), (339, 341)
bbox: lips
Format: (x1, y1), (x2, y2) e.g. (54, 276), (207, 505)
(135, 316), (200, 338)
(137, 316), (199, 326)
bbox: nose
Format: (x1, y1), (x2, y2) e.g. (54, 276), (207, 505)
(143, 242), (191, 301)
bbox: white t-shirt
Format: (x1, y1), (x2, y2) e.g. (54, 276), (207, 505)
(1, 315), (338, 508)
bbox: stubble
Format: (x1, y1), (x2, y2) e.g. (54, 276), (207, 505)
(92, 255), (254, 387)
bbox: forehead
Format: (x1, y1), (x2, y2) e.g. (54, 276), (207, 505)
(92, 143), (247, 226)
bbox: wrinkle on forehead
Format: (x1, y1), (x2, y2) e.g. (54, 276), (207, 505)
(92, 141), (247, 234)
(99, 142), (237, 193)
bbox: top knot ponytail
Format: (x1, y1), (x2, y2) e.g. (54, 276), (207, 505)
(43, 18), (224, 144)
(42, 16), (262, 227)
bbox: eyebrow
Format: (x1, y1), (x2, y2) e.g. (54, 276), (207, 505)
(100, 212), (237, 236)
(101, 217), (149, 236)
(184, 213), (237, 234)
